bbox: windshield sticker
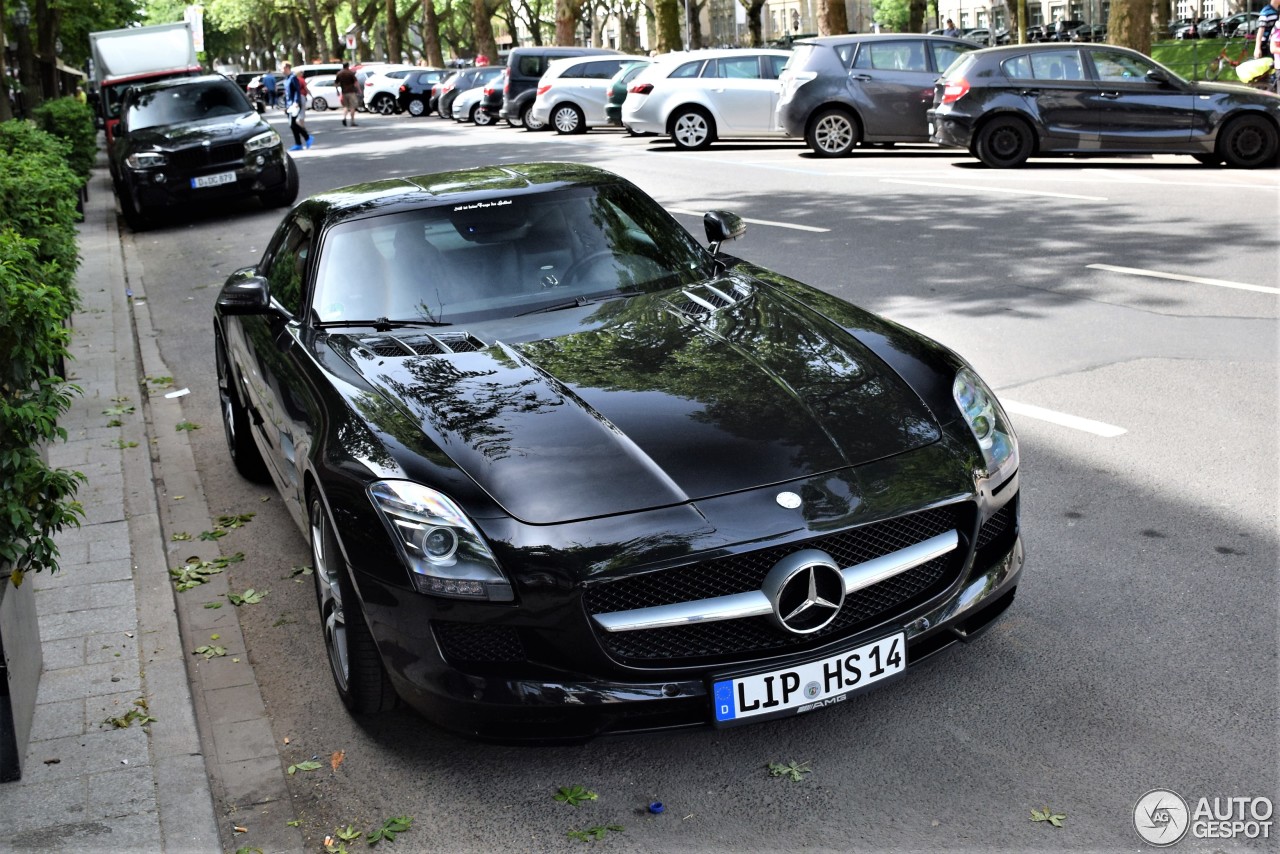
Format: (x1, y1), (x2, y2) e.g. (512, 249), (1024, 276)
(453, 199), (513, 211)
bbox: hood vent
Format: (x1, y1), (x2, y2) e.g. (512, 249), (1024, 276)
(359, 333), (485, 358)
(668, 280), (753, 321)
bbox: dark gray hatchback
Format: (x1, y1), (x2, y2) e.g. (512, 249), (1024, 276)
(777, 34), (980, 156)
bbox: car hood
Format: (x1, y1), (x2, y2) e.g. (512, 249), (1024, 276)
(125, 113), (265, 149)
(332, 282), (942, 524)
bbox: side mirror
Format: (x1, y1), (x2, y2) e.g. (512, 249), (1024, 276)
(703, 210), (745, 256)
(1146, 69), (1169, 85)
(217, 273), (272, 315)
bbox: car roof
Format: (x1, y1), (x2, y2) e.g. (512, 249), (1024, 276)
(797, 33), (978, 45)
(302, 163), (626, 228)
(649, 48), (790, 64)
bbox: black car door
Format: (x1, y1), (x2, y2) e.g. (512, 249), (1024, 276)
(998, 49), (1101, 150)
(847, 39), (938, 140)
(1084, 48), (1195, 148)
(237, 212), (317, 520)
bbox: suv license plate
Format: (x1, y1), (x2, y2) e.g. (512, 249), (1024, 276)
(192, 171), (236, 189)
(711, 632), (905, 726)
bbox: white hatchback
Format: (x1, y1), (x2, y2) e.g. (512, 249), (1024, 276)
(621, 49), (792, 149)
(528, 55), (635, 134)
(363, 65), (425, 115)
(451, 84), (496, 125)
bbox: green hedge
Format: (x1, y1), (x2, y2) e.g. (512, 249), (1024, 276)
(0, 119), (87, 584)
(31, 98), (97, 185)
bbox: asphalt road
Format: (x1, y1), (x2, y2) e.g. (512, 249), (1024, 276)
(127, 107), (1278, 852)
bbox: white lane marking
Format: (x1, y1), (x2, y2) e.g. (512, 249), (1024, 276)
(881, 179), (1107, 201)
(1001, 400), (1127, 437)
(1087, 263), (1280, 296)
(667, 207), (830, 233)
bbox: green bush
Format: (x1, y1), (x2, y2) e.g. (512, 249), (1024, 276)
(0, 229), (84, 585)
(31, 97), (97, 185)
(0, 120), (81, 301)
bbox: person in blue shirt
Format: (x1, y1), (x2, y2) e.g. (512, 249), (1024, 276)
(282, 63), (313, 151)
(260, 69), (277, 109)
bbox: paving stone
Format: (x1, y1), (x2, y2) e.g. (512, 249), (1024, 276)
(37, 604), (138, 644)
(0, 774), (87, 835)
(210, 718), (277, 764)
(19, 726), (149, 784)
(27, 699), (85, 743)
(37, 580), (136, 618)
(84, 764), (156, 820)
(204, 683), (268, 726)
(37, 660), (140, 704)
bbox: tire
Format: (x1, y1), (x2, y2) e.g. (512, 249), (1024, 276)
(309, 494), (398, 715)
(119, 185), (151, 231)
(670, 106), (714, 150)
(215, 334), (270, 483)
(471, 104), (494, 126)
(407, 97), (426, 117)
(371, 93), (397, 115)
(260, 155), (299, 208)
(438, 93), (457, 118)
(551, 103), (586, 134)
(521, 104), (547, 131)
(805, 108), (860, 157)
(311, 97), (328, 111)
(974, 116), (1035, 168)
(1216, 114), (1279, 169)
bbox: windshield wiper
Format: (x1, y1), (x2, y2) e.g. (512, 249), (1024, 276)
(516, 291), (636, 317)
(316, 317), (452, 330)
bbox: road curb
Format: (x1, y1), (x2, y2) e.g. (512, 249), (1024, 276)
(117, 183), (306, 854)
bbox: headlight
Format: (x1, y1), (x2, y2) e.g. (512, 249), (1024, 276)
(369, 480), (514, 602)
(125, 152), (166, 169)
(953, 368), (1018, 481)
(245, 130), (281, 152)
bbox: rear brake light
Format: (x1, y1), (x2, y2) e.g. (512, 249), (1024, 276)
(630, 83), (653, 95)
(537, 84), (551, 95)
(483, 86), (495, 95)
(399, 84), (407, 93)
(942, 78), (970, 104)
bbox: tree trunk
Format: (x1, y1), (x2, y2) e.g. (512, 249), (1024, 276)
(556, 0), (583, 44)
(817, 0), (849, 35)
(474, 0), (500, 62)
(1108, 0), (1153, 53)
(422, 0), (445, 66)
(739, 0), (767, 46)
(386, 0), (403, 62)
(304, 0), (326, 59)
(907, 0), (927, 34)
(656, 0), (683, 49)
(35, 0), (58, 99)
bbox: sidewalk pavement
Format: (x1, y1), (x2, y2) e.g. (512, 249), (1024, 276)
(0, 160), (303, 853)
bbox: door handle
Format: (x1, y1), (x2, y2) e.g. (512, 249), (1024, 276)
(1019, 89), (1040, 96)
(1100, 91), (1121, 98)
(852, 74), (872, 81)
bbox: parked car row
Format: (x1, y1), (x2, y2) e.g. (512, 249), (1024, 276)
(418, 37), (1278, 169)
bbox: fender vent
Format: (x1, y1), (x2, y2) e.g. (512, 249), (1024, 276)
(668, 280), (753, 320)
(359, 333), (484, 358)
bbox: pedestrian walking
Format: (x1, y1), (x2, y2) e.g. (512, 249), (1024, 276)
(335, 61), (360, 127)
(942, 18), (960, 36)
(282, 63), (313, 150)
(261, 68), (277, 109)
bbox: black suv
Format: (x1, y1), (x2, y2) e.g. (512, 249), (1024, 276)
(110, 75), (298, 229)
(479, 46), (620, 130)
(776, 34), (980, 157)
(396, 68), (451, 116)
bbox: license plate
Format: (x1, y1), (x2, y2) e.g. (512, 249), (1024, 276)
(711, 632), (905, 726)
(191, 171), (236, 189)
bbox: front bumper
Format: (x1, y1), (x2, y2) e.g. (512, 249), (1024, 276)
(354, 489), (1025, 742)
(129, 155), (289, 209)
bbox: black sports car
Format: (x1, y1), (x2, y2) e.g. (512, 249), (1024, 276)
(110, 74), (299, 229)
(214, 163), (1023, 740)
(928, 43), (1280, 169)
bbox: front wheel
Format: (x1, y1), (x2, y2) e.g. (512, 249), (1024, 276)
(406, 97), (426, 117)
(260, 155), (299, 208)
(1217, 115), (1279, 168)
(974, 116), (1035, 168)
(552, 103), (586, 134)
(670, 107), (714, 149)
(311, 97), (328, 111)
(371, 93), (397, 115)
(309, 495), (398, 715)
(805, 108), (860, 157)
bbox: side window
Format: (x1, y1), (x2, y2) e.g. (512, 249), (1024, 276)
(1001, 55), (1033, 79)
(709, 56), (762, 79)
(262, 217), (312, 317)
(670, 60), (705, 78)
(930, 42), (975, 73)
(582, 60), (624, 79)
(517, 55), (542, 76)
(765, 55), (788, 79)
(1030, 49), (1086, 80)
(562, 62), (590, 79)
(835, 44), (856, 66)
(1091, 50), (1155, 83)
(855, 41), (927, 72)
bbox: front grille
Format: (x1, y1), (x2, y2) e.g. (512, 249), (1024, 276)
(584, 504), (968, 667)
(169, 141), (245, 171)
(433, 621), (526, 664)
(976, 503), (1013, 549)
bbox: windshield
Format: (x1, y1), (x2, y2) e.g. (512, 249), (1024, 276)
(312, 184), (714, 325)
(126, 80), (250, 130)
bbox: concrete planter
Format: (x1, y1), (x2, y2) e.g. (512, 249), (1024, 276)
(0, 572), (42, 782)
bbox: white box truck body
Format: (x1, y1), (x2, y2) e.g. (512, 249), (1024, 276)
(89, 22), (202, 144)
